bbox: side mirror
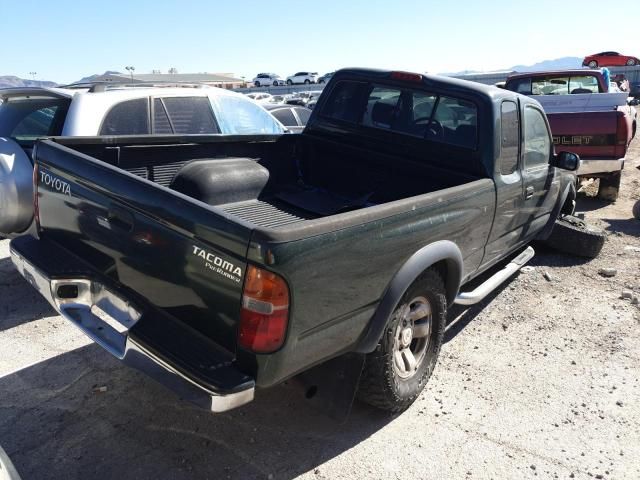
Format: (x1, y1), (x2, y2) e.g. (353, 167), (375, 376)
(555, 151), (580, 171)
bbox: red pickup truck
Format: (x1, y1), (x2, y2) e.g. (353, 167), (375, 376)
(505, 69), (637, 200)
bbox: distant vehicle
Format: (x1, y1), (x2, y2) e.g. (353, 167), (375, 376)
(0, 83), (285, 237)
(262, 103), (311, 133)
(286, 72), (318, 85)
(252, 73), (285, 87)
(268, 94), (294, 104)
(630, 82), (640, 99)
(318, 72), (334, 84)
(245, 92), (273, 103)
(583, 52), (639, 68)
(286, 90), (323, 106)
(505, 69), (637, 201)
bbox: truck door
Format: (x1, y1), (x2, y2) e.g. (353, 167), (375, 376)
(484, 100), (525, 262)
(521, 104), (555, 233)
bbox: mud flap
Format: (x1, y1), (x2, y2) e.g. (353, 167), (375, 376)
(295, 353), (365, 423)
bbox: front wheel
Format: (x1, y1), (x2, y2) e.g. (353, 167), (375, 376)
(286, 79), (293, 85)
(627, 58), (636, 66)
(588, 60), (598, 68)
(357, 269), (446, 413)
(633, 200), (640, 220)
(254, 81), (260, 87)
(273, 81), (278, 86)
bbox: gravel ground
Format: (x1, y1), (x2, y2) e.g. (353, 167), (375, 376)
(0, 139), (639, 480)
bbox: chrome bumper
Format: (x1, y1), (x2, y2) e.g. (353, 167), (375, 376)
(10, 245), (254, 413)
(577, 158), (624, 176)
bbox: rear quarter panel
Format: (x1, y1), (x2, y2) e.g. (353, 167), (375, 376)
(247, 179), (496, 386)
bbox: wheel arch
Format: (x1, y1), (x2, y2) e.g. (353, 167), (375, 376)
(355, 240), (463, 353)
(536, 179), (576, 241)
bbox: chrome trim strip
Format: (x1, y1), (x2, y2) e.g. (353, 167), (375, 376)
(9, 245), (255, 413)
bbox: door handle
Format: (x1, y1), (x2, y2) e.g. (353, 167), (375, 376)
(525, 186), (535, 200)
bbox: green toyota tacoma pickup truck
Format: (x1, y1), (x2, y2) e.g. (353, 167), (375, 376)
(11, 69), (585, 416)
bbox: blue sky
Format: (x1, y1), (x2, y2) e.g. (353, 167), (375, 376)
(3, 0), (638, 83)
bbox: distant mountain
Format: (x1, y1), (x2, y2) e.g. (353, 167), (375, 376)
(0, 76), (58, 89)
(73, 71), (123, 84)
(443, 56), (584, 76)
(509, 56), (583, 72)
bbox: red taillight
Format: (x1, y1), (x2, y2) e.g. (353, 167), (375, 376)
(238, 265), (289, 353)
(390, 71), (423, 83)
(32, 162), (40, 231)
(616, 114), (628, 146)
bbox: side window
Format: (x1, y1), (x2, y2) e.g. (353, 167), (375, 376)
(500, 101), (519, 175)
(100, 98), (149, 135)
(523, 107), (551, 169)
(271, 108), (297, 126)
(321, 80), (368, 123)
(152, 98), (173, 134)
(212, 95), (284, 135)
(161, 97), (218, 134)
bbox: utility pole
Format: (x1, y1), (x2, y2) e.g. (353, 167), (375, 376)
(29, 71), (37, 80)
(125, 66), (135, 81)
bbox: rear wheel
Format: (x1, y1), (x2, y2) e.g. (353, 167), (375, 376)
(254, 81), (260, 87)
(304, 79), (311, 84)
(286, 79), (293, 85)
(627, 58), (636, 66)
(273, 81), (278, 86)
(597, 172), (621, 202)
(542, 214), (606, 258)
(357, 269), (446, 413)
(588, 60), (598, 68)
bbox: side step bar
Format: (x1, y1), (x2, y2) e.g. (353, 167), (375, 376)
(455, 246), (535, 306)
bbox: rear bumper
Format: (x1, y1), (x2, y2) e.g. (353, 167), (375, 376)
(10, 236), (255, 413)
(577, 158), (624, 176)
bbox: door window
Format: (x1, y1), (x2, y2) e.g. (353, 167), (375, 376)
(523, 106), (551, 169)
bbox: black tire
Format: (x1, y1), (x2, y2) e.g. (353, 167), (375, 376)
(627, 58), (636, 66)
(588, 60), (598, 68)
(597, 172), (621, 202)
(357, 269), (446, 413)
(273, 81), (278, 86)
(633, 200), (640, 220)
(542, 215), (606, 258)
(286, 79), (293, 85)
(304, 79), (311, 84)
(254, 81), (260, 87)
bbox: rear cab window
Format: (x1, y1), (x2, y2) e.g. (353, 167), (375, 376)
(0, 96), (70, 143)
(322, 80), (478, 149)
(506, 74), (603, 95)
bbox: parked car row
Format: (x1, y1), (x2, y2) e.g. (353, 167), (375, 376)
(251, 71), (334, 87)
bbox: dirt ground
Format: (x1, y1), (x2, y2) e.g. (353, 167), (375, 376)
(0, 139), (639, 480)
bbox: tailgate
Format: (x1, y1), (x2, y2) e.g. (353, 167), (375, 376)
(547, 112), (619, 158)
(33, 139), (253, 353)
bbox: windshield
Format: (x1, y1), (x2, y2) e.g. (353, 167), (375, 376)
(0, 97), (70, 142)
(212, 95), (284, 135)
